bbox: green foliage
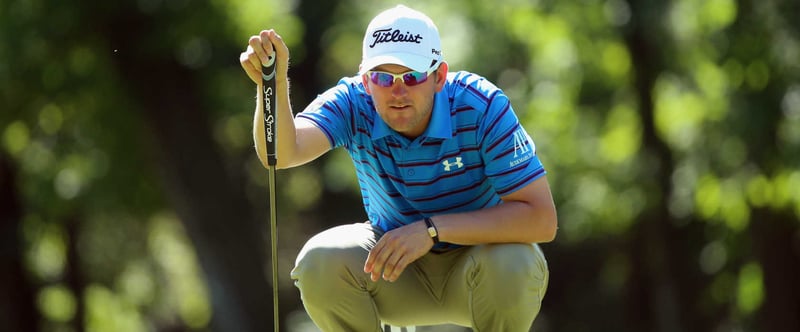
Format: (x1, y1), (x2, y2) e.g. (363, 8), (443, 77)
(736, 262), (765, 315)
(2, 0), (798, 330)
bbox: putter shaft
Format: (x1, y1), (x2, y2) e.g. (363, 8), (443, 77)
(268, 166), (279, 332)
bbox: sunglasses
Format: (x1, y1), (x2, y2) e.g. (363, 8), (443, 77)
(367, 67), (437, 87)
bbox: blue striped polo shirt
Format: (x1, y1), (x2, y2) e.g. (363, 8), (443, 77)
(297, 71), (546, 244)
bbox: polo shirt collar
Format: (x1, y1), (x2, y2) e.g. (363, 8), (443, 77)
(425, 91), (453, 139)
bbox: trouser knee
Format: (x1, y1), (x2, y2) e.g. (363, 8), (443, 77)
(291, 224), (375, 301)
(293, 245), (367, 285)
(469, 243), (549, 307)
(290, 224), (383, 331)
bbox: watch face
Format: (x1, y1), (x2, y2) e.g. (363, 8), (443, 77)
(428, 227), (437, 237)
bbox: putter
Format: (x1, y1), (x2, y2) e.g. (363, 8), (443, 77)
(261, 50), (279, 332)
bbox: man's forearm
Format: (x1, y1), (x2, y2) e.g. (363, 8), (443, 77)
(432, 201), (557, 245)
(429, 178), (558, 244)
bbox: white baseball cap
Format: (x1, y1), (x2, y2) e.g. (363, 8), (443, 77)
(359, 5), (443, 74)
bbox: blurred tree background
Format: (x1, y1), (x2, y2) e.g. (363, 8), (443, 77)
(1, 0), (798, 331)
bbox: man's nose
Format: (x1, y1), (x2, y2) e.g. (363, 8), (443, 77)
(391, 78), (408, 96)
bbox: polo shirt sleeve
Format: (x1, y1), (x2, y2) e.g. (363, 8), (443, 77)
(480, 90), (546, 197)
(295, 79), (356, 149)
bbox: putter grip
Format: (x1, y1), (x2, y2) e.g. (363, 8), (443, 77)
(261, 53), (277, 167)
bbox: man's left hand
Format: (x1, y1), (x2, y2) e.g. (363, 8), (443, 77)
(364, 220), (434, 282)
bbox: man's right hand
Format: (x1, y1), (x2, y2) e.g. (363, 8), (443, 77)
(240, 29), (290, 85)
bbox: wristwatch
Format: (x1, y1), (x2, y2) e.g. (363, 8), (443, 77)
(423, 217), (439, 244)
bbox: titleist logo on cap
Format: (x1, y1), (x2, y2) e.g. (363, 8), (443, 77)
(369, 28), (423, 48)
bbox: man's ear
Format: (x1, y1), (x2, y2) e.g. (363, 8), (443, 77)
(434, 62), (449, 92)
(359, 64), (373, 95)
(361, 74), (372, 95)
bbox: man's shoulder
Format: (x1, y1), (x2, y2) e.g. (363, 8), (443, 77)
(444, 71), (504, 109)
(446, 71), (498, 90)
(335, 75), (367, 93)
(313, 75), (368, 106)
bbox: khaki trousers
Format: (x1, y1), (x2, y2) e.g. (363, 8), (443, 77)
(290, 223), (549, 332)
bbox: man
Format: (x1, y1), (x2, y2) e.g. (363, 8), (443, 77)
(240, 5), (557, 331)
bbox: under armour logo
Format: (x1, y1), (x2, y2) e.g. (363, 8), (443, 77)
(442, 157), (463, 171)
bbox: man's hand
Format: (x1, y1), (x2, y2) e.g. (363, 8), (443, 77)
(240, 29), (290, 85)
(364, 220), (435, 282)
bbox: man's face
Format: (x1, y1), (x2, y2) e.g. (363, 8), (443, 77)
(362, 63), (448, 139)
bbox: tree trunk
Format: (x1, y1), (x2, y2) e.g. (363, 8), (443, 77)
(751, 209), (800, 332)
(622, 1), (696, 331)
(0, 153), (39, 331)
(735, 0), (800, 330)
(64, 214), (86, 332)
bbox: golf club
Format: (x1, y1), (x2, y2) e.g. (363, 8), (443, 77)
(261, 49), (279, 332)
